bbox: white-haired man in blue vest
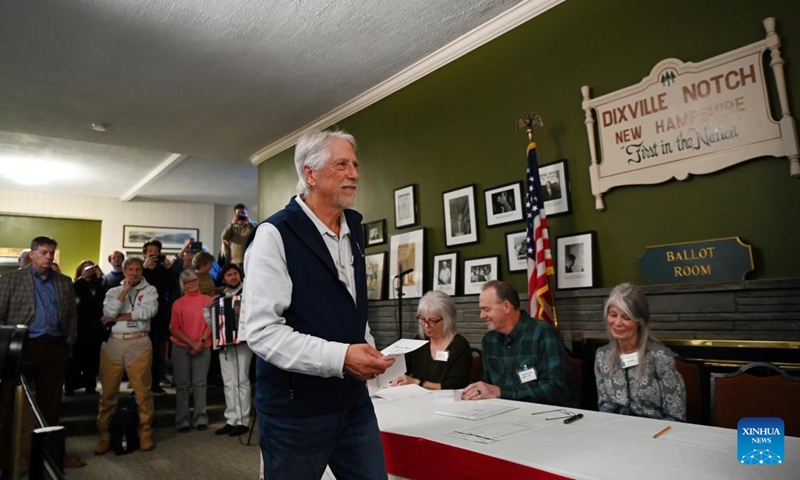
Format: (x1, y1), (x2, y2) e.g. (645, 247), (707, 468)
(243, 129), (394, 480)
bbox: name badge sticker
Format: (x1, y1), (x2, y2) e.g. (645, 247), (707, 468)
(517, 365), (537, 383)
(435, 350), (449, 362)
(620, 352), (640, 369)
(126, 321), (138, 329)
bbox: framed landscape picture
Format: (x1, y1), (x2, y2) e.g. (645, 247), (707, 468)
(365, 252), (386, 300)
(539, 159), (572, 217)
(389, 228), (424, 299)
(123, 225), (198, 250)
(555, 231), (596, 290)
(432, 252), (458, 296)
(394, 184), (417, 228)
(505, 231), (528, 272)
(364, 219), (387, 247)
(463, 255), (500, 295)
(484, 181), (524, 227)
(442, 184), (478, 247)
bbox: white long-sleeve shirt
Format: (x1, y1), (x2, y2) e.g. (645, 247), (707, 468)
(103, 277), (158, 333)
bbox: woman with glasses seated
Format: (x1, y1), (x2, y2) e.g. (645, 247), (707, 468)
(595, 283), (686, 422)
(391, 290), (471, 390)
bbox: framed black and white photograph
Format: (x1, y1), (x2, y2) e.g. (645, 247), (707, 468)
(123, 225), (199, 250)
(484, 181), (524, 227)
(432, 252), (458, 296)
(365, 252), (386, 300)
(505, 231), (528, 272)
(363, 219), (386, 247)
(463, 256), (500, 295)
(389, 228), (424, 299)
(393, 184), (417, 228)
(539, 159), (572, 217)
(442, 184), (478, 247)
(555, 231), (596, 290)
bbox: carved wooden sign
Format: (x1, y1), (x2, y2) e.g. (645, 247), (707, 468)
(582, 18), (799, 210)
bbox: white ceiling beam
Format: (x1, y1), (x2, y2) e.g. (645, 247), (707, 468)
(249, 0), (565, 165)
(120, 153), (188, 201)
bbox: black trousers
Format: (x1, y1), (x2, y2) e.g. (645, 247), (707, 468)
(149, 311), (170, 390)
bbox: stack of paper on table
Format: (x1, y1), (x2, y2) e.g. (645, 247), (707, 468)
(433, 401), (518, 420)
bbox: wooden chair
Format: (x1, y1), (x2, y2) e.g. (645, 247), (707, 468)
(710, 362), (800, 436)
(469, 348), (482, 384)
(566, 350), (584, 409)
(674, 356), (704, 424)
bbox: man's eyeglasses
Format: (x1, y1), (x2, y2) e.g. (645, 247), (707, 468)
(417, 316), (443, 328)
(531, 408), (576, 420)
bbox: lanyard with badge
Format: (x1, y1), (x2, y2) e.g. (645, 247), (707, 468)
(620, 352), (639, 369)
(518, 363), (537, 383)
(126, 291), (139, 328)
(620, 351), (639, 409)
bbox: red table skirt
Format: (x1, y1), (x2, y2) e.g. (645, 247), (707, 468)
(381, 432), (572, 480)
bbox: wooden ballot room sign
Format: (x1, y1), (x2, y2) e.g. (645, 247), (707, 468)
(639, 237), (753, 285)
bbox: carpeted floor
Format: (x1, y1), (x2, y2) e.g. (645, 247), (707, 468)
(64, 421), (261, 479)
(52, 380), (262, 479)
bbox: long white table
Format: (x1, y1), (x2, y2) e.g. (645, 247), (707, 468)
(373, 393), (798, 480)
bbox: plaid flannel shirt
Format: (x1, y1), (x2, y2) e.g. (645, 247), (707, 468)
(481, 311), (576, 407)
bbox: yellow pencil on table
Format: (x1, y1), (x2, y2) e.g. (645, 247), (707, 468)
(653, 425), (672, 439)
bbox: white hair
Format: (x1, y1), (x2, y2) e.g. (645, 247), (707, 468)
(294, 129), (356, 198)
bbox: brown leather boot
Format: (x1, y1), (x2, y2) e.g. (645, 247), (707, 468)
(94, 434), (111, 456)
(139, 431), (154, 452)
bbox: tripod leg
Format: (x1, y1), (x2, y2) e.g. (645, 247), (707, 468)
(245, 413), (256, 445)
(10, 385), (24, 480)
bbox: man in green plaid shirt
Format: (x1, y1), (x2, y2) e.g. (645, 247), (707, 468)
(462, 281), (576, 407)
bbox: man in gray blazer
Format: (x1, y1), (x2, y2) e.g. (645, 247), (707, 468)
(0, 236), (77, 470)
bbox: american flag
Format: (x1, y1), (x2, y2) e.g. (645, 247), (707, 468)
(525, 141), (555, 324)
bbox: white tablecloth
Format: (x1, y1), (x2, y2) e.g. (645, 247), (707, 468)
(374, 393), (799, 480)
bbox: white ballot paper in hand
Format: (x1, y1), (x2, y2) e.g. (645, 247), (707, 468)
(381, 338), (428, 357)
(367, 338), (428, 395)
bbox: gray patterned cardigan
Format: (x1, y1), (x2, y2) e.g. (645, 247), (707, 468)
(594, 340), (686, 421)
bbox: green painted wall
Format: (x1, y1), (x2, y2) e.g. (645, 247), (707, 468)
(257, 0), (800, 293)
(0, 215), (101, 278)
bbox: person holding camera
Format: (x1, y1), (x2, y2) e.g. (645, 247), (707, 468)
(141, 239), (177, 395)
(221, 204), (256, 266)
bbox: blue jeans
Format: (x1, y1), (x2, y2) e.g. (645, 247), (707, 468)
(258, 390), (387, 480)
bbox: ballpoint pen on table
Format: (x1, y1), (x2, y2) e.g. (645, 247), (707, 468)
(564, 413), (583, 424)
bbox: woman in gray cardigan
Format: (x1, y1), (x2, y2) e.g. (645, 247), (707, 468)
(594, 283), (686, 421)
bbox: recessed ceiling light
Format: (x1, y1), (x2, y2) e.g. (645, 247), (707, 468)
(0, 156), (84, 186)
(92, 123), (109, 132)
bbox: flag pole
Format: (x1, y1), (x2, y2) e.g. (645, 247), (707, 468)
(516, 113), (559, 328)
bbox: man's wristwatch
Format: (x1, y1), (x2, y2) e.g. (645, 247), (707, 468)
(418, 378), (424, 387)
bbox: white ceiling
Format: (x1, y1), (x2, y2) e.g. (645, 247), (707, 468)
(0, 0), (551, 208)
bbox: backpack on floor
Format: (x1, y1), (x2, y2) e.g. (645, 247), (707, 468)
(110, 403), (140, 455)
